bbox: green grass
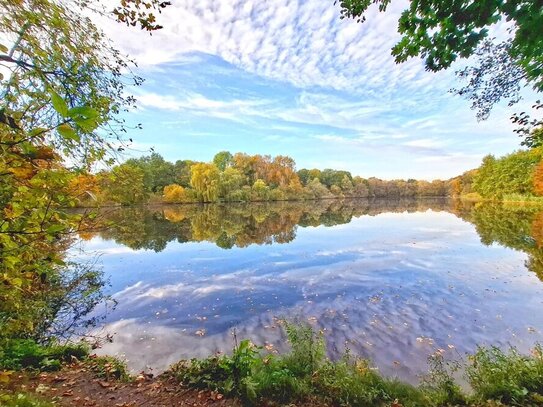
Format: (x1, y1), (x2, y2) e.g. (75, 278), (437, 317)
(0, 392), (55, 407)
(168, 322), (543, 406)
(466, 345), (543, 405)
(0, 339), (89, 371)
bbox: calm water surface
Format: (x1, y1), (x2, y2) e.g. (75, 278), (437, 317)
(72, 199), (543, 383)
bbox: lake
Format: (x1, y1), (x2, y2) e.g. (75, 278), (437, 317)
(71, 199), (543, 384)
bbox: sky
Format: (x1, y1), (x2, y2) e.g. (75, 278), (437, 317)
(99, 0), (533, 180)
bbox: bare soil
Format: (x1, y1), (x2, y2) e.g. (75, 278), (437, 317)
(1, 362), (241, 407)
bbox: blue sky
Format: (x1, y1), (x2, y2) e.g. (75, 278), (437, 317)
(100, 0), (532, 180)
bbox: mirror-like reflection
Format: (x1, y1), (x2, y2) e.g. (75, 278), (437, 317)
(73, 199), (543, 383)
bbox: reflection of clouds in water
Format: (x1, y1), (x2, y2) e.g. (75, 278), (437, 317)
(85, 208), (543, 383)
(96, 251), (543, 383)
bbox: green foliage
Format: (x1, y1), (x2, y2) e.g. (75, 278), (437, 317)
(213, 151), (234, 172)
(170, 322), (428, 406)
(98, 163), (148, 205)
(472, 149), (543, 198)
(466, 345), (543, 405)
(0, 339), (89, 371)
(0, 392), (55, 407)
(170, 322), (543, 406)
(0, 0), (156, 344)
(171, 337), (262, 401)
(87, 151), (451, 206)
(126, 153), (177, 193)
(420, 353), (466, 406)
(84, 355), (131, 382)
(190, 162), (221, 202)
(338, 0), (543, 91)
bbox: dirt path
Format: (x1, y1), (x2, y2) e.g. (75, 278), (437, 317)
(2, 362), (240, 407)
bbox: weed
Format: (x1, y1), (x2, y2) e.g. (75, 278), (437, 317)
(168, 323), (543, 407)
(84, 355), (131, 381)
(466, 345), (543, 405)
(421, 352), (466, 406)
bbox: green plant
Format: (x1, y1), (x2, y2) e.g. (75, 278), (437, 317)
(0, 392), (55, 407)
(420, 352), (466, 406)
(84, 355), (131, 382)
(0, 339), (89, 371)
(466, 345), (543, 405)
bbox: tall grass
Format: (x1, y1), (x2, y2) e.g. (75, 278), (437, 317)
(168, 323), (543, 406)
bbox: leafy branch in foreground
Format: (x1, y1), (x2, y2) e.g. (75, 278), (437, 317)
(0, 0), (165, 343)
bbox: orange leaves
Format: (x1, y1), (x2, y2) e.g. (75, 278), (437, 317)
(533, 160), (543, 196)
(532, 213), (543, 248)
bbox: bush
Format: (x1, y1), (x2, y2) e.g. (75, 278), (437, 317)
(169, 322), (428, 406)
(466, 345), (543, 405)
(0, 339), (89, 371)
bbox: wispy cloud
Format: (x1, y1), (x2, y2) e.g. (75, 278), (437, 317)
(93, 1), (533, 179)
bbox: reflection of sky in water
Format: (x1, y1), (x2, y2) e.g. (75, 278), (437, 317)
(73, 209), (543, 383)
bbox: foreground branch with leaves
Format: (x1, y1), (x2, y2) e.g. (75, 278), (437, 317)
(0, 0), (166, 344)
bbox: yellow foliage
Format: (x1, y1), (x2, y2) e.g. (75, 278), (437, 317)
(163, 183), (187, 203)
(534, 161), (543, 196)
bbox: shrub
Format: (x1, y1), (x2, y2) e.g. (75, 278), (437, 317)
(466, 345), (543, 405)
(0, 339), (89, 371)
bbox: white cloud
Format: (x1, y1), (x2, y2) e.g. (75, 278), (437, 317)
(98, 0), (441, 95)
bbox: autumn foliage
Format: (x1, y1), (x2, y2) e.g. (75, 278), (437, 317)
(533, 161), (543, 196)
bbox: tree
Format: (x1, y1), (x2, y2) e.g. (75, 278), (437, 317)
(305, 178), (331, 199)
(213, 151), (233, 171)
(452, 39), (527, 120)
(533, 161), (543, 196)
(174, 159), (197, 187)
(219, 167), (245, 200)
(512, 101), (543, 149)
(472, 149), (543, 198)
(251, 179), (270, 201)
(69, 172), (101, 206)
(190, 163), (220, 202)
(99, 163), (148, 205)
(0, 0), (167, 340)
(126, 153), (176, 193)
(163, 183), (187, 203)
(338, 0), (542, 88)
(319, 169), (352, 188)
(339, 0), (542, 135)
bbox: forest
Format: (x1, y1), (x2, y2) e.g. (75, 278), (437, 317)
(69, 147), (543, 206)
(70, 151), (451, 206)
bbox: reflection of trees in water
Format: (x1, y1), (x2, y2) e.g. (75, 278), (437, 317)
(83, 198), (543, 281)
(452, 202), (543, 280)
(87, 199), (453, 251)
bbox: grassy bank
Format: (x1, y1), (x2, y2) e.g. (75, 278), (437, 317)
(2, 325), (543, 406)
(167, 323), (543, 406)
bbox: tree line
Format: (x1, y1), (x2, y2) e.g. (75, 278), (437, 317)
(450, 147), (543, 200)
(70, 151), (452, 206)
